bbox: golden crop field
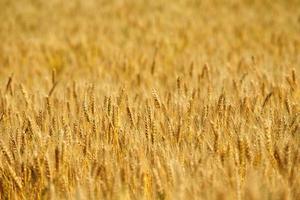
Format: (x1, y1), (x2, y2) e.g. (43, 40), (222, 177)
(0, 0), (300, 199)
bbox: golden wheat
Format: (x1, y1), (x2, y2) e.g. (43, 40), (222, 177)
(0, 0), (300, 199)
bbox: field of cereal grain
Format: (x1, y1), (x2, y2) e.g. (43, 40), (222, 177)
(0, 0), (300, 199)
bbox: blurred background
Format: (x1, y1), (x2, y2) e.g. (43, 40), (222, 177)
(0, 0), (299, 94)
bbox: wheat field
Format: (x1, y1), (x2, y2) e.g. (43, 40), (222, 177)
(0, 0), (300, 199)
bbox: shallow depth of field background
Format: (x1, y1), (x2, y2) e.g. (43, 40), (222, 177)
(0, 0), (300, 199)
